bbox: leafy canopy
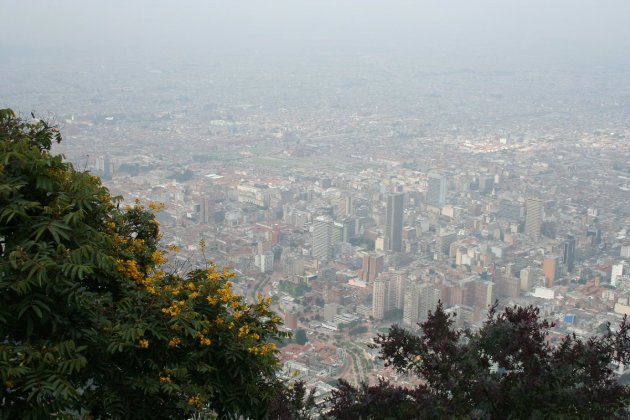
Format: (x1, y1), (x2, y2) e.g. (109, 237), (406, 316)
(328, 302), (630, 419)
(0, 109), (289, 419)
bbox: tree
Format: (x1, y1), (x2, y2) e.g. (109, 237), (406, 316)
(0, 110), (288, 418)
(328, 302), (630, 419)
(268, 380), (316, 420)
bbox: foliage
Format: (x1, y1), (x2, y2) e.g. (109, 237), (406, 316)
(327, 302), (630, 419)
(349, 325), (368, 336)
(268, 380), (316, 420)
(278, 280), (311, 299)
(0, 110), (289, 419)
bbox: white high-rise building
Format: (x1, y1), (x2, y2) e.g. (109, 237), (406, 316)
(385, 271), (406, 311)
(312, 216), (343, 260)
(372, 280), (388, 320)
(612, 263), (625, 287)
(403, 282), (440, 327)
(254, 252), (274, 274)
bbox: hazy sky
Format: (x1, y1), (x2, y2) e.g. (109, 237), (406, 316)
(2, 0), (630, 68)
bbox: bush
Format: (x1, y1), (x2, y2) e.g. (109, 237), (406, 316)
(328, 302), (630, 419)
(0, 110), (288, 419)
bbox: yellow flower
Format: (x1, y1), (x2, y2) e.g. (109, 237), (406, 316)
(200, 336), (212, 346)
(138, 339), (149, 349)
(151, 250), (168, 265)
(188, 395), (202, 408)
(238, 325), (250, 338)
(4, 380), (15, 388)
(168, 337), (182, 347)
(261, 343), (277, 355)
(148, 201), (165, 212)
(159, 376), (171, 384)
(167, 244), (181, 252)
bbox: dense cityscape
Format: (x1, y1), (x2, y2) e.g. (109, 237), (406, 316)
(4, 49), (629, 404)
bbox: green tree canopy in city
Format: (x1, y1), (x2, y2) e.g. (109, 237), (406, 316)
(0, 109), (289, 419)
(328, 302), (630, 419)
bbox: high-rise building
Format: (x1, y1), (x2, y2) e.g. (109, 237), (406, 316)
(403, 282), (439, 327)
(360, 253), (384, 282)
(525, 198), (544, 240)
(341, 217), (356, 242)
(520, 266), (535, 291)
(478, 174), (494, 194)
(436, 231), (457, 256)
(385, 271), (406, 311)
(102, 155), (112, 181)
(403, 284), (420, 326)
(543, 256), (559, 287)
(385, 193), (404, 253)
(284, 312), (298, 330)
(427, 174), (447, 206)
(254, 252), (274, 274)
(312, 216), (343, 260)
(496, 275), (520, 299)
(199, 197), (214, 224)
(612, 263), (625, 287)
(474, 280), (495, 310)
(562, 235), (576, 273)
(372, 271), (406, 320)
(372, 280), (388, 320)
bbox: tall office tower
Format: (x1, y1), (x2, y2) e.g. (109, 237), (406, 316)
(562, 235), (576, 273)
(427, 174), (447, 206)
(360, 253), (384, 282)
(525, 198), (544, 240)
(199, 197), (214, 224)
(311, 216), (343, 260)
(341, 217), (356, 242)
(385, 193), (404, 253)
(372, 280), (388, 320)
(478, 174), (494, 194)
(543, 256), (559, 287)
(345, 195), (354, 216)
(436, 231), (457, 255)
